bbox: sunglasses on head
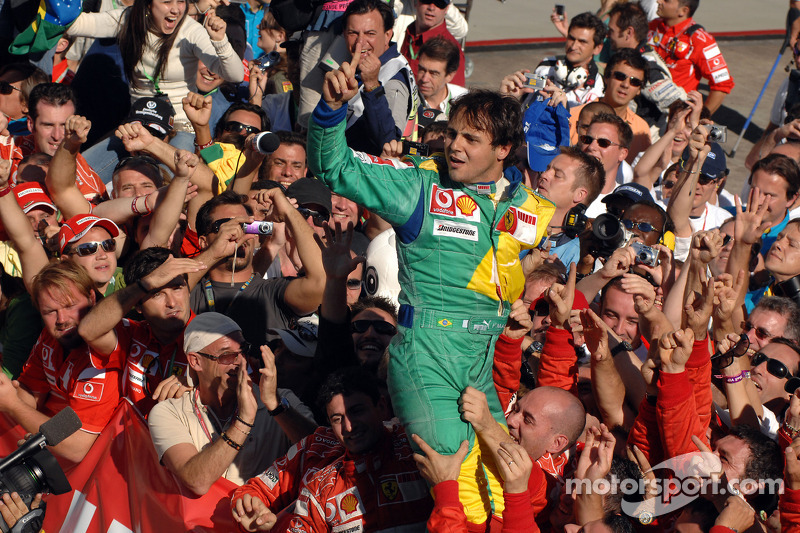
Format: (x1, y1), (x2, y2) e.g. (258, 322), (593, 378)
(578, 135), (621, 149)
(751, 351), (792, 380)
(223, 121), (260, 136)
(621, 219), (659, 233)
(609, 70), (644, 87)
(697, 174), (718, 186)
(0, 81), (21, 95)
(741, 321), (775, 342)
(64, 238), (117, 257)
(711, 334), (749, 369)
(113, 155), (161, 175)
(197, 342), (252, 365)
(350, 320), (398, 335)
(297, 206), (328, 226)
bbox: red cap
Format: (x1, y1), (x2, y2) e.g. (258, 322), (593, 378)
(13, 183), (55, 213)
(58, 215), (120, 254)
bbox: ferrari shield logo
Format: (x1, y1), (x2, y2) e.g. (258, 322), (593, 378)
(381, 480), (399, 500)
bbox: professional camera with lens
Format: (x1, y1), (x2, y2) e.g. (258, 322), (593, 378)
(0, 448), (69, 532)
(586, 213), (627, 259)
(773, 274), (800, 307)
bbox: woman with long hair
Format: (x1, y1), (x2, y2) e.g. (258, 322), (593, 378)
(67, 0), (244, 133)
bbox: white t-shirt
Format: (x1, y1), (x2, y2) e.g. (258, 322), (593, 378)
(688, 203), (733, 233)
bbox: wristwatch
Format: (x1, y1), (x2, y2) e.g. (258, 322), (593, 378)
(610, 341), (633, 358)
(268, 396), (290, 417)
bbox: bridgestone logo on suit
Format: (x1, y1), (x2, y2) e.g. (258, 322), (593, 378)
(432, 220), (478, 241)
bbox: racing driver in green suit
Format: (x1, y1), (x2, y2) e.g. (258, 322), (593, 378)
(307, 45), (556, 527)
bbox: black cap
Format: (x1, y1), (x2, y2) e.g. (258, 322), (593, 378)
(285, 178), (332, 217)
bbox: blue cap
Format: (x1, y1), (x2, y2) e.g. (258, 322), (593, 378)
(523, 99), (571, 172)
(679, 142), (728, 180)
(602, 183), (654, 205)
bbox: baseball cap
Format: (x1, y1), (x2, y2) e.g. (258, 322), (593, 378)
(126, 96), (175, 137)
(184, 312), (242, 354)
(602, 183), (654, 205)
(13, 183), (55, 213)
(268, 315), (319, 358)
(285, 178), (332, 218)
(418, 108), (446, 130)
(58, 214), (120, 254)
(523, 99), (571, 172)
(679, 142), (728, 180)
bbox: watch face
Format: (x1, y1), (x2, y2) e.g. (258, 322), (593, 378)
(621, 341), (633, 351)
(531, 341), (544, 353)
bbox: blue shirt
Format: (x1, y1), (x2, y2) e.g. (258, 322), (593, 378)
(240, 3), (266, 58)
(760, 212), (791, 257)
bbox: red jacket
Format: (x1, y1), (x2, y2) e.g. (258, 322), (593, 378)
(647, 18), (734, 94)
(537, 326), (579, 395)
(781, 487), (800, 533)
(232, 425), (432, 532)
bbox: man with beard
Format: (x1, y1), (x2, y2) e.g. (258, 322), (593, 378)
(189, 190), (325, 347)
(0, 262), (125, 464)
(148, 312), (316, 495)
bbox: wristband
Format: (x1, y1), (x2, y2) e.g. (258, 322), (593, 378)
(131, 195), (141, 215)
(195, 139), (214, 150)
(235, 415), (254, 428)
(143, 193), (153, 215)
(713, 371), (745, 384)
(0, 186), (12, 197)
(229, 424), (251, 436)
(220, 432), (242, 451)
(784, 420), (800, 440)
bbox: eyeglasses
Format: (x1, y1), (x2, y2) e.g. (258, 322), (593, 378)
(711, 335), (749, 369)
(578, 135), (621, 149)
(350, 320), (398, 335)
(197, 342), (251, 365)
(621, 219), (660, 233)
(223, 121), (260, 136)
(64, 238), (117, 257)
(786, 376), (800, 394)
(297, 206), (328, 226)
(346, 278), (362, 290)
(741, 321), (775, 342)
(722, 234), (733, 247)
(0, 81), (21, 95)
(751, 351), (793, 380)
(697, 174), (718, 186)
(113, 155), (162, 175)
(419, 0), (449, 7)
(609, 70), (644, 88)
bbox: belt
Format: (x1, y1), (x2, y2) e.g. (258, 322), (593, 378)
(399, 305), (507, 335)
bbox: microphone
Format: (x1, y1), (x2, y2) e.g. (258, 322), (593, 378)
(249, 131), (281, 154)
(0, 407), (82, 471)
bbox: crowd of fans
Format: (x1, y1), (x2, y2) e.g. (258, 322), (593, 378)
(1, 0), (800, 531)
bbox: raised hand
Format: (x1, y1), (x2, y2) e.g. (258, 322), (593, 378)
(575, 425), (615, 483)
(182, 92), (213, 128)
(412, 434), (469, 486)
(174, 149), (199, 179)
(258, 345), (279, 411)
(545, 263), (577, 329)
(115, 121), (156, 153)
(204, 12), (227, 41)
(313, 221), (365, 279)
(499, 69), (534, 98)
(322, 38), (362, 110)
(503, 299), (533, 340)
(620, 272), (657, 316)
(63, 115), (91, 150)
(712, 271), (745, 325)
(458, 386), (496, 435)
(684, 277), (714, 339)
(658, 328), (695, 374)
(690, 230), (723, 264)
(581, 308), (610, 362)
(496, 440), (533, 494)
(734, 188), (772, 245)
(139, 255), (205, 292)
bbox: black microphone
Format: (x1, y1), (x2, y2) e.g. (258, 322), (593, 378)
(0, 407), (82, 471)
(249, 131), (281, 154)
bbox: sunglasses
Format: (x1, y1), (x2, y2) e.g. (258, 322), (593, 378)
(578, 135), (621, 149)
(197, 342), (251, 365)
(223, 121), (260, 136)
(531, 299), (549, 318)
(751, 351), (792, 380)
(64, 238), (117, 257)
(350, 320), (398, 335)
(609, 70), (644, 87)
(419, 0), (449, 7)
(722, 234), (733, 247)
(697, 174), (718, 186)
(621, 219), (660, 233)
(711, 335), (749, 369)
(113, 155), (162, 175)
(346, 278), (362, 290)
(0, 81), (22, 95)
(297, 206), (328, 226)
(741, 321), (775, 342)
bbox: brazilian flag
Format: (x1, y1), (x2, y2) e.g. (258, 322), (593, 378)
(9, 0), (81, 55)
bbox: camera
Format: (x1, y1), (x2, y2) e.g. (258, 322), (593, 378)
(555, 4), (565, 19)
(561, 204), (588, 239)
(630, 242), (659, 267)
(587, 213), (627, 259)
(253, 51), (281, 72)
(402, 141), (430, 157)
(772, 274), (800, 306)
(703, 124), (727, 143)
(523, 72), (548, 90)
(0, 448), (69, 532)
(244, 221), (274, 235)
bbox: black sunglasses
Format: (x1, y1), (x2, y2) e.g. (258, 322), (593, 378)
(711, 335), (749, 369)
(350, 320), (397, 335)
(419, 0), (449, 7)
(621, 219), (659, 233)
(197, 342), (251, 365)
(578, 135), (621, 149)
(223, 121), (260, 136)
(113, 155), (162, 175)
(530, 299), (549, 318)
(751, 351), (792, 380)
(722, 234), (733, 247)
(610, 70), (644, 87)
(297, 206), (328, 226)
(697, 174), (718, 186)
(64, 238), (117, 257)
(0, 81), (21, 95)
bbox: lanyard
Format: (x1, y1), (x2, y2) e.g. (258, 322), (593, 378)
(143, 69), (162, 95)
(192, 389), (238, 441)
(163, 346), (178, 379)
(203, 273), (254, 313)
(407, 39), (419, 60)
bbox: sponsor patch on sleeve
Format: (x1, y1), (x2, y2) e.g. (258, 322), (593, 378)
(703, 44), (721, 60)
(711, 68), (731, 83)
(496, 207), (539, 245)
(428, 184), (481, 221)
(258, 466), (280, 489)
(432, 219), (479, 241)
